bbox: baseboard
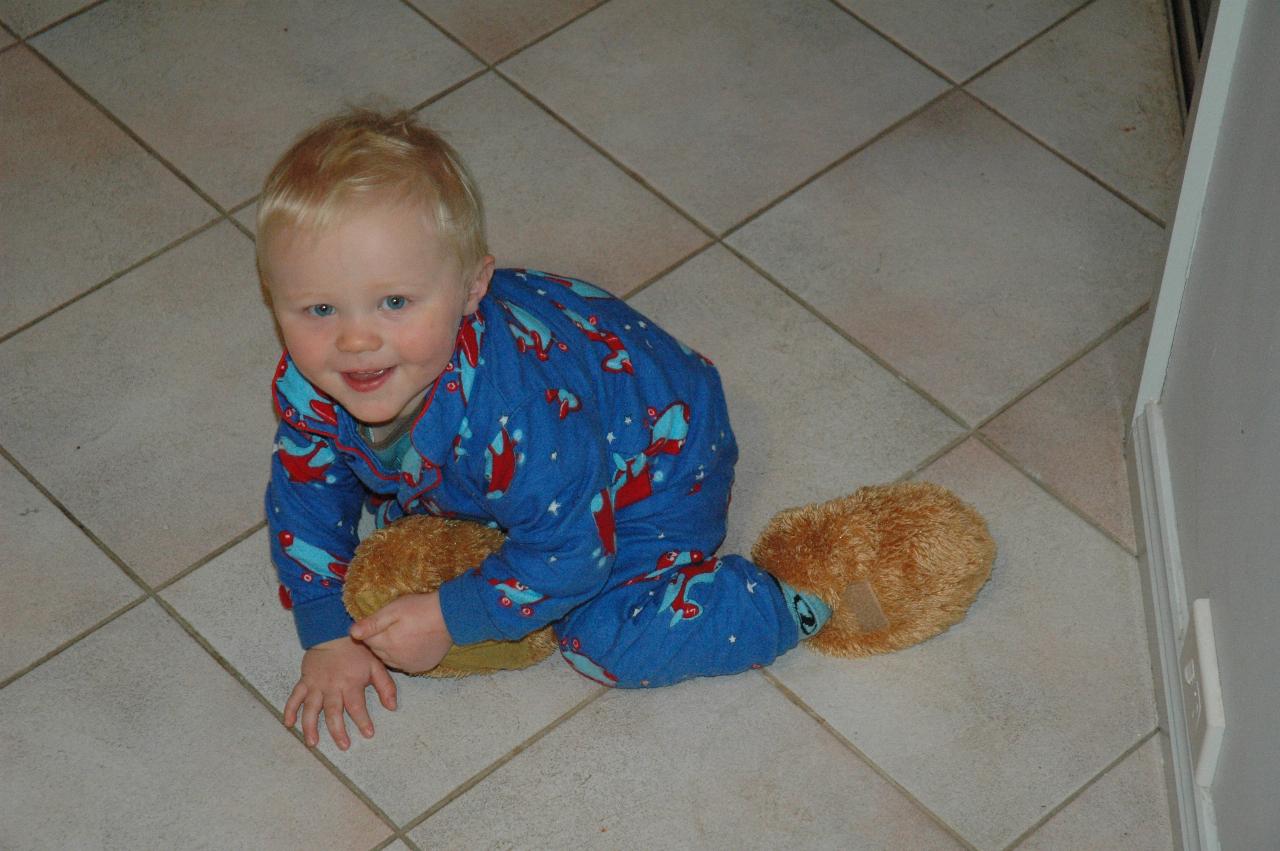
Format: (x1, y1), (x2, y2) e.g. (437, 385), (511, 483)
(1130, 402), (1218, 851)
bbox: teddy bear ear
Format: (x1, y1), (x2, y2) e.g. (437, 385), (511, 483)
(754, 482), (994, 658)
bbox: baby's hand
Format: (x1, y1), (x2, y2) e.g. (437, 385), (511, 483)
(284, 636), (397, 751)
(350, 592), (453, 675)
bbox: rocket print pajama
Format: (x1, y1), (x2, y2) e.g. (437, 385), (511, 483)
(267, 268), (801, 687)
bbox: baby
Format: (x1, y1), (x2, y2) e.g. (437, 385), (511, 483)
(259, 110), (833, 750)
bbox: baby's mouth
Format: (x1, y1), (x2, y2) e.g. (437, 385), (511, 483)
(341, 367), (394, 392)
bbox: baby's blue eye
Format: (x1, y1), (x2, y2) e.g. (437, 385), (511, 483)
(381, 295), (407, 311)
(308, 304), (335, 318)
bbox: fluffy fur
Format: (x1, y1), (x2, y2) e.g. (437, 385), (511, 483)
(752, 482), (995, 657)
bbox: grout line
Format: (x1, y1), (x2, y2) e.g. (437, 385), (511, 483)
(898, 431), (975, 483)
(152, 521), (268, 594)
(821, 0), (959, 84)
(20, 0), (108, 41)
(962, 92), (1168, 228)
(488, 0), (614, 65)
(398, 0), (492, 66)
(0, 214), (226, 346)
(399, 686), (609, 834)
(228, 214), (256, 243)
(617, 240), (717, 301)
(0, 447), (150, 591)
(975, 432), (1139, 556)
(24, 43), (229, 217)
(491, 67), (719, 242)
(716, 239), (973, 431)
(1002, 728), (1159, 850)
(152, 592), (409, 843)
(759, 668), (980, 851)
(959, 0), (1099, 85)
(367, 836), (408, 851)
(0, 595), (149, 691)
(969, 303), (1153, 434)
(718, 84), (956, 242)
(407, 66), (491, 116)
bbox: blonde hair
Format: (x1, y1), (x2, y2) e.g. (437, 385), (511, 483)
(256, 108), (487, 277)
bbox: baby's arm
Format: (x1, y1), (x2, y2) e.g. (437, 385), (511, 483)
(437, 396), (616, 646)
(284, 636), (397, 750)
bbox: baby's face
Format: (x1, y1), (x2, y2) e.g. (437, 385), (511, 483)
(263, 199), (491, 427)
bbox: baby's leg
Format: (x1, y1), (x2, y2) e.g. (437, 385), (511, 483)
(553, 462), (811, 688)
(554, 550), (800, 688)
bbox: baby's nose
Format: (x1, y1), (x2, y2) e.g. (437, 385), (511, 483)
(336, 322), (380, 353)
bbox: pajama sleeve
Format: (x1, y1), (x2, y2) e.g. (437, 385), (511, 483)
(265, 418), (365, 649)
(437, 393), (617, 645)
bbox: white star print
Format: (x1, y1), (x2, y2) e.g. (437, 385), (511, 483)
(710, 444), (717, 452)
(624, 324), (631, 330)
(606, 431), (616, 443)
(632, 607), (642, 617)
(548, 500), (561, 515)
(499, 415), (509, 426)
(729, 635), (737, 644)
(549, 556), (558, 563)
(657, 531), (666, 539)
(746, 580), (757, 594)
(639, 321), (647, 328)
(550, 451), (558, 460)
(624, 416), (633, 425)
(536, 288), (546, 295)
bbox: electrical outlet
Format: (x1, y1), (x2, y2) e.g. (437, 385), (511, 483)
(1179, 598), (1226, 788)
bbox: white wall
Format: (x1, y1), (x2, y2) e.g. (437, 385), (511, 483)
(1138, 0), (1280, 846)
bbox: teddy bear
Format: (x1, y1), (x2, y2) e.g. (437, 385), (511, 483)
(342, 481), (995, 677)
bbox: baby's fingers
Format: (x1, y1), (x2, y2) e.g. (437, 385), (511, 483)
(344, 689), (375, 740)
(300, 693), (323, 748)
(284, 681), (308, 727)
(370, 663), (398, 712)
(324, 695), (351, 751)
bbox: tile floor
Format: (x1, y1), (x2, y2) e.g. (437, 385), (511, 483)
(0, 0), (1184, 848)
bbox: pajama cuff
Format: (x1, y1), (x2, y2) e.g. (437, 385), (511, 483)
(292, 594), (355, 649)
(438, 572), (506, 646)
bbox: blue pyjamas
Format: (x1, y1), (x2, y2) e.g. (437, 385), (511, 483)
(266, 268), (801, 687)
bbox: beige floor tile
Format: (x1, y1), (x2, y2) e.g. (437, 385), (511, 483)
(1019, 736), (1174, 850)
(414, 674), (964, 848)
(0, 600), (390, 849)
(0, 458), (140, 682)
(631, 247), (964, 556)
(31, 0), (479, 206)
(969, 0), (1183, 221)
(837, 0), (1086, 81)
(729, 92), (1164, 425)
(984, 312), (1151, 550)
(769, 439), (1156, 849)
(0, 0), (86, 35)
(0, 47), (214, 337)
(0, 222), (278, 585)
(502, 0), (946, 232)
(422, 73), (709, 296)
(414, 0), (602, 63)
(164, 531), (601, 825)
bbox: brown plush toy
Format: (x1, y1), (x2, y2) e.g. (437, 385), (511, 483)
(342, 481), (995, 676)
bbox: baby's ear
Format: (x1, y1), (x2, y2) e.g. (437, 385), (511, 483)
(464, 256), (495, 313)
